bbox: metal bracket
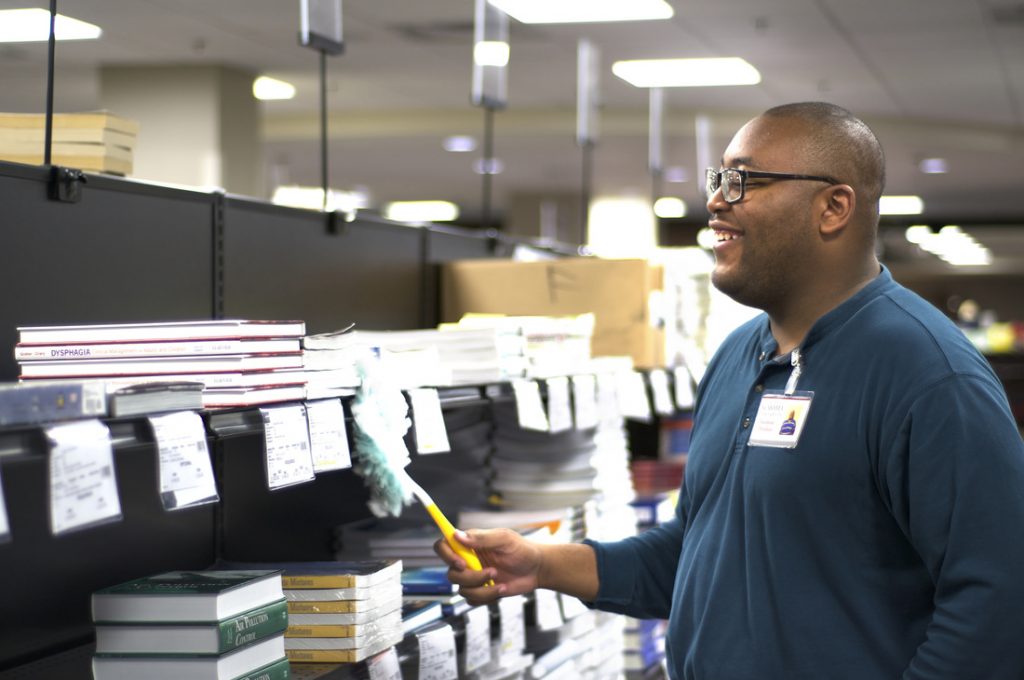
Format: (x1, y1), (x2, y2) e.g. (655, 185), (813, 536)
(47, 165), (87, 203)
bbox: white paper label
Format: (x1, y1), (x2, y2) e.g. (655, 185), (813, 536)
(149, 411), (218, 511)
(0, 465), (10, 543)
(560, 592), (590, 619)
(463, 605), (492, 673)
(571, 374), (599, 430)
(673, 366), (696, 410)
(534, 588), (564, 631)
(305, 398), (352, 471)
(617, 371), (652, 421)
(408, 388), (451, 454)
(46, 420), (122, 535)
(367, 646), (402, 680)
(260, 405), (315, 490)
(596, 372), (621, 428)
(648, 369), (675, 416)
(498, 595), (526, 659)
(545, 377), (572, 433)
(512, 380), (549, 432)
(417, 623), (457, 680)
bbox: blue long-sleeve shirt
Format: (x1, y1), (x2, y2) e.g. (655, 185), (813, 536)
(587, 267), (1024, 679)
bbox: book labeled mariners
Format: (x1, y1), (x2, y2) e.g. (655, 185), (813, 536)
(90, 569), (290, 680)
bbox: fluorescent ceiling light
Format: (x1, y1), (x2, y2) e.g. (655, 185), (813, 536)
(653, 197), (687, 218)
(443, 135), (476, 153)
(488, 0), (673, 24)
(474, 41), (510, 67)
(474, 158), (504, 175)
(905, 224), (991, 267)
(918, 158), (948, 174)
(253, 76), (296, 101)
(272, 185), (368, 214)
(613, 57), (761, 88)
(384, 200), (459, 223)
(0, 8), (101, 42)
(664, 166), (689, 183)
(879, 195), (924, 215)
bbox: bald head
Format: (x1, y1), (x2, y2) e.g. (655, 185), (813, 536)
(759, 102), (886, 226)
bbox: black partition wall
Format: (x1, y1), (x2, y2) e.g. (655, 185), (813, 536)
(0, 160), (549, 678)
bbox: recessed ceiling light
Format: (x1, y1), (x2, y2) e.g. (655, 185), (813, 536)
(443, 136), (477, 153)
(918, 158), (948, 174)
(252, 77), (296, 101)
(384, 200), (460, 223)
(487, 0), (673, 24)
(879, 195), (924, 215)
(474, 41), (510, 67)
(474, 158), (504, 175)
(612, 57), (761, 88)
(664, 166), (689, 183)
(0, 8), (101, 42)
(653, 197), (687, 218)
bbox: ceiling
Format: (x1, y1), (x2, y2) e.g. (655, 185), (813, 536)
(2, 0), (1024, 270)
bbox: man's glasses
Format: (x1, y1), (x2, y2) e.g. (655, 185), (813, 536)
(705, 167), (839, 203)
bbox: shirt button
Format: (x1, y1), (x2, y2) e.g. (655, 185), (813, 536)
(758, 351), (767, 361)
(742, 417), (751, 428)
(754, 384), (764, 393)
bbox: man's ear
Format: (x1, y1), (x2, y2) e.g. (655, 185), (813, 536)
(819, 184), (855, 237)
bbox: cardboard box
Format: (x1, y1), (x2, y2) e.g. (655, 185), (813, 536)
(441, 257), (664, 368)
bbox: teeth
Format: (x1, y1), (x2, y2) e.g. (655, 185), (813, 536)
(715, 231), (739, 242)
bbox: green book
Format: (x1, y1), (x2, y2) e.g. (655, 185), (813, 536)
(234, 657), (292, 680)
(92, 570), (284, 624)
(91, 633), (287, 680)
(95, 598), (289, 655)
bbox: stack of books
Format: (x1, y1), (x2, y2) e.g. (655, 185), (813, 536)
(270, 559), (405, 664)
(14, 319), (309, 409)
(454, 314), (594, 380)
(0, 111), (139, 175)
(90, 569), (289, 680)
(623, 617), (667, 677)
(335, 517), (444, 568)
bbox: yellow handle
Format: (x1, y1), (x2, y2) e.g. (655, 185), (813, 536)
(424, 503), (493, 585)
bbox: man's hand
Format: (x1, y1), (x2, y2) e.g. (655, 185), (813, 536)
(434, 528), (542, 606)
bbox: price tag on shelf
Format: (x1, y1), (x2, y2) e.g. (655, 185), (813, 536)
(463, 605), (492, 673)
(305, 398), (352, 471)
(648, 369), (675, 416)
(545, 377), (572, 433)
(571, 374), (598, 430)
(0, 465), (11, 544)
(367, 646), (402, 680)
(260, 405), (315, 490)
(595, 372), (621, 428)
(498, 595), (526, 660)
(46, 419), (122, 536)
(674, 365), (696, 409)
(408, 388), (451, 454)
(511, 380), (549, 432)
(149, 410), (218, 511)
(533, 588), (564, 631)
(417, 623), (457, 680)
(616, 371), (652, 421)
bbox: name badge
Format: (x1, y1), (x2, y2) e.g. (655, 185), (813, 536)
(747, 391), (814, 449)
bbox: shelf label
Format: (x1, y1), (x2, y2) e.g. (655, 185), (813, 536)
(616, 370), (652, 421)
(260, 405), (316, 490)
(560, 592), (590, 619)
(596, 372), (621, 428)
(150, 410), (218, 511)
(46, 419), (122, 535)
(512, 380), (549, 432)
(367, 646), (402, 680)
(0, 465), (10, 544)
(534, 588), (564, 631)
(305, 398), (352, 471)
(545, 377), (572, 433)
(417, 623), (457, 680)
(571, 374), (599, 430)
(648, 369), (675, 416)
(674, 366), (696, 409)
(463, 605), (492, 673)
(498, 595), (526, 660)
(408, 388), (451, 454)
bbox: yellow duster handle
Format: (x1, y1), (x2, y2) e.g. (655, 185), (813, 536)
(424, 502), (485, 571)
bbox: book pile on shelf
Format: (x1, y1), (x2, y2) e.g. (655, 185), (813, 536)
(14, 319), (314, 409)
(335, 516), (445, 568)
(90, 569), (289, 680)
(273, 559), (405, 664)
(454, 313), (594, 379)
(0, 110), (139, 176)
(623, 617), (668, 678)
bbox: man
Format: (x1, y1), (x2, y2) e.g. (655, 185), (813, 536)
(435, 102), (1024, 679)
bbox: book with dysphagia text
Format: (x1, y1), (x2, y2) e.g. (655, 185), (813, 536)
(94, 598), (288, 655)
(17, 319), (306, 346)
(91, 634), (287, 680)
(92, 570), (284, 624)
(15, 337), (301, 361)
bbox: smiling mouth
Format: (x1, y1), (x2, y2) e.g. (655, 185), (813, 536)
(715, 230), (741, 243)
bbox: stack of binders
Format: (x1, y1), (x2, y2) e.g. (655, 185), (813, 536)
(0, 111), (139, 176)
(15, 319), (309, 409)
(90, 569), (289, 680)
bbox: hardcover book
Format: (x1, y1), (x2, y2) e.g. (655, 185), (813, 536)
(286, 591), (401, 615)
(92, 570), (284, 624)
(286, 593), (402, 625)
(15, 338), (301, 361)
(284, 628), (404, 664)
(19, 353), (304, 378)
(284, 608), (402, 640)
(17, 319), (306, 345)
(217, 559), (401, 590)
(91, 633), (286, 680)
(0, 379), (107, 427)
(94, 598), (288, 655)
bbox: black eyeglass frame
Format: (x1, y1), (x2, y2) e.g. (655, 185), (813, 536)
(705, 167), (840, 204)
